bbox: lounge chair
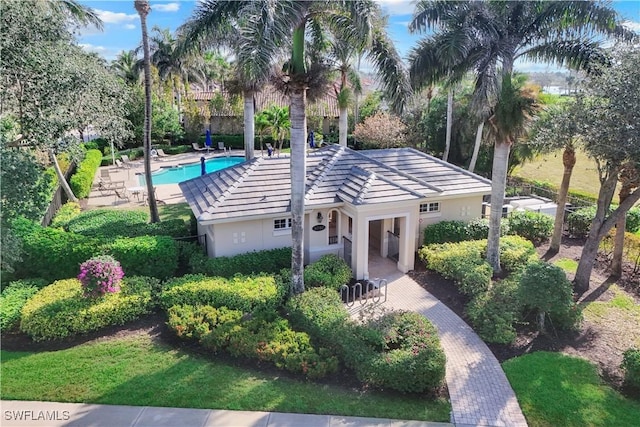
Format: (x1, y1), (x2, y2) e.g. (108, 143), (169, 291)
(192, 142), (206, 152)
(113, 187), (130, 204)
(115, 159), (128, 169)
(97, 179), (125, 197)
(121, 155), (135, 167)
(156, 148), (169, 157)
(217, 141), (226, 151)
(100, 168), (112, 181)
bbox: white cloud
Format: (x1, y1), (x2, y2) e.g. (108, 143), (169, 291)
(153, 2), (180, 13)
(124, 24), (136, 30)
(78, 43), (122, 61)
(95, 9), (138, 24)
(79, 43), (107, 53)
(376, 0), (415, 16)
(623, 20), (640, 33)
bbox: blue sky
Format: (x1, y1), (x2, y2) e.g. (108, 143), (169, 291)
(77, 0), (640, 73)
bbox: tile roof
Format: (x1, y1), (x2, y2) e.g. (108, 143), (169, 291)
(180, 145), (492, 222)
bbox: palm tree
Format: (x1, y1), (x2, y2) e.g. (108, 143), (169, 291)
(111, 50), (141, 86)
(261, 105), (290, 155)
(255, 110), (271, 156)
(134, 0), (160, 223)
(485, 74), (540, 272)
(409, 0), (633, 273)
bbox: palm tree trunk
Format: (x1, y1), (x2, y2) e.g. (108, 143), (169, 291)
(339, 106), (348, 147)
(468, 121), (484, 173)
(550, 146), (576, 253)
(136, 0), (160, 223)
(290, 86), (307, 295)
(443, 88), (453, 161)
(243, 90), (255, 160)
(486, 141), (510, 274)
(50, 149), (78, 203)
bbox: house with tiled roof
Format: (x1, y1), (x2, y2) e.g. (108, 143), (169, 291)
(179, 145), (491, 280)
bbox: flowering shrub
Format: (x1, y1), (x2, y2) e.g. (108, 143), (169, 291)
(78, 255), (124, 298)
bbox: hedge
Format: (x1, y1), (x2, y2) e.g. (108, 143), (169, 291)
(106, 235), (178, 280)
(160, 274), (287, 313)
(20, 277), (154, 341)
(507, 211), (553, 244)
(622, 348), (640, 389)
(69, 149), (103, 198)
(466, 279), (519, 344)
(189, 247), (292, 278)
(11, 218), (102, 282)
(304, 254), (352, 291)
(65, 209), (189, 239)
(0, 279), (46, 331)
(423, 218), (510, 244)
(50, 202), (82, 229)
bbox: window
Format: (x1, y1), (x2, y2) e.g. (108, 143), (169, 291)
(420, 202), (440, 213)
(274, 218), (292, 230)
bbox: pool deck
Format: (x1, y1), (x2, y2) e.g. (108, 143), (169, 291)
(87, 149), (249, 209)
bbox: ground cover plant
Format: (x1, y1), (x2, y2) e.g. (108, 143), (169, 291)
(0, 334), (450, 421)
(503, 352), (640, 427)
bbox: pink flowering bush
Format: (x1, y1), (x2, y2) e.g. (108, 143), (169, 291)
(78, 255), (124, 298)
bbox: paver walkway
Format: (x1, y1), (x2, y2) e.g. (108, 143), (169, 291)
(0, 400), (452, 427)
(354, 267), (528, 427)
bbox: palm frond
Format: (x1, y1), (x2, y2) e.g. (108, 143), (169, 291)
(410, 0), (469, 34)
(522, 40), (610, 75)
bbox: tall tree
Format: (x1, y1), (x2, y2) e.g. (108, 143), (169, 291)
(529, 100), (581, 254)
(409, 0), (635, 273)
(260, 105), (290, 155)
(573, 46), (640, 291)
(134, 0), (160, 223)
(111, 50), (142, 86)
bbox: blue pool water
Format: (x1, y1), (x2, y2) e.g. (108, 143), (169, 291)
(139, 156), (244, 185)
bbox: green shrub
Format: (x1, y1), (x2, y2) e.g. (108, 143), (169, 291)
(65, 209), (189, 239)
(69, 149), (102, 198)
(423, 220), (467, 244)
(345, 311), (446, 393)
(465, 217), (510, 240)
(167, 304), (243, 341)
(499, 235), (538, 273)
(304, 254), (352, 291)
(626, 208), (640, 233)
(202, 313), (339, 379)
(106, 235), (178, 280)
(160, 274), (286, 313)
(466, 279), (519, 344)
(189, 247), (292, 278)
(518, 261), (581, 331)
(286, 287), (349, 347)
(507, 211), (553, 244)
(11, 218), (101, 282)
(622, 348), (640, 389)
(50, 202), (81, 228)
(20, 277), (154, 341)
(567, 206), (597, 238)
(0, 279), (45, 331)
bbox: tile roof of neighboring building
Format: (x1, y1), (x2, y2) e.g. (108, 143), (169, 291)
(191, 85), (340, 118)
(180, 145), (492, 222)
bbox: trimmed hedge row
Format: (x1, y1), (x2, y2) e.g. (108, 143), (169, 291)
(160, 274), (288, 313)
(59, 209), (189, 239)
(69, 149), (103, 198)
(507, 211), (553, 244)
(167, 305), (338, 379)
(20, 277), (155, 341)
(189, 247), (292, 278)
(304, 254), (352, 291)
(568, 206), (640, 238)
(0, 279), (47, 331)
(11, 218), (179, 282)
(286, 288), (446, 393)
(50, 202), (81, 228)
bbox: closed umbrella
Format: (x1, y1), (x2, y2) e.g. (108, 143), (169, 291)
(200, 156), (206, 176)
(205, 129), (212, 153)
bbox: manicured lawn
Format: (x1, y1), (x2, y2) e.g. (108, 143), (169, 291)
(157, 202), (193, 223)
(553, 258), (578, 274)
(503, 352), (640, 427)
(0, 335), (450, 422)
(512, 149), (603, 198)
(582, 285), (640, 329)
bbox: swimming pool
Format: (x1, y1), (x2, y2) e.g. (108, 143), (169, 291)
(139, 156), (245, 185)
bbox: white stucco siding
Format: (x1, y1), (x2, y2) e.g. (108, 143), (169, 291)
(417, 195), (484, 247)
(211, 218), (293, 258)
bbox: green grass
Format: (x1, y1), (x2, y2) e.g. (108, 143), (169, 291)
(553, 258), (578, 274)
(158, 202), (192, 223)
(0, 335), (450, 421)
(503, 352), (640, 427)
(513, 149), (603, 199)
(582, 285), (640, 325)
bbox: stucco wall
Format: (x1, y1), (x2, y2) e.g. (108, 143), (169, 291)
(417, 195), (484, 247)
(211, 217), (293, 258)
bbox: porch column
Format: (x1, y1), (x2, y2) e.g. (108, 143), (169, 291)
(397, 215), (415, 273)
(381, 218), (393, 258)
(353, 215), (369, 280)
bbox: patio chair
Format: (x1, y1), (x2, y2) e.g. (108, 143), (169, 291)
(156, 148), (169, 157)
(121, 155), (135, 168)
(217, 141), (226, 151)
(192, 142), (206, 152)
(115, 159), (128, 169)
(97, 179), (125, 197)
(100, 168), (112, 181)
(113, 187), (130, 204)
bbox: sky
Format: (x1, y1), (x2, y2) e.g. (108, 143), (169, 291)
(77, 0), (640, 73)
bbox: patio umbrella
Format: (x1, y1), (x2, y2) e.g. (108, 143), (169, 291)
(200, 156), (206, 176)
(205, 129), (212, 152)
(308, 130), (314, 148)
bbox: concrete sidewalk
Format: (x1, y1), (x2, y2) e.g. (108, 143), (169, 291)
(0, 400), (452, 427)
